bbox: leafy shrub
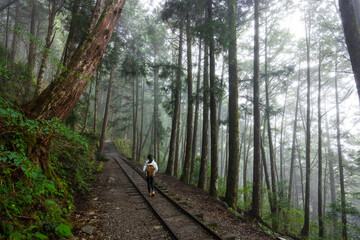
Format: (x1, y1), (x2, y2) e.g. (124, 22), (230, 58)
(0, 96), (95, 239)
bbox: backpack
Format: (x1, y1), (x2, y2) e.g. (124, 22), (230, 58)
(147, 164), (155, 177)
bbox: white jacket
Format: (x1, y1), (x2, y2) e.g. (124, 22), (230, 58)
(142, 160), (159, 177)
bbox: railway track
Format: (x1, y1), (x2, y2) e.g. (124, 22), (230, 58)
(104, 142), (224, 240)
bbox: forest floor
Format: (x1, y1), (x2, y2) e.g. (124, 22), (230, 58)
(71, 153), (276, 239)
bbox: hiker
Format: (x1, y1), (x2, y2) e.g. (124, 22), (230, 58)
(142, 154), (158, 196)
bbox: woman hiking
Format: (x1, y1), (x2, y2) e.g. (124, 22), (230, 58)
(142, 154), (158, 196)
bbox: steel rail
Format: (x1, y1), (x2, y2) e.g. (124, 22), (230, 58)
(109, 142), (223, 240)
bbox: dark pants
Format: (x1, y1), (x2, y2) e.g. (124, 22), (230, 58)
(147, 176), (154, 193)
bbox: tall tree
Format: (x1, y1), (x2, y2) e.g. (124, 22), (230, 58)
(224, 0), (240, 210)
(190, 38), (202, 183)
(317, 43), (324, 238)
(99, 70), (114, 154)
(25, 0), (126, 170)
(335, 51), (347, 240)
(181, 12), (193, 184)
(166, 21), (183, 176)
(251, 0), (262, 218)
(301, 11), (312, 237)
(34, 0), (60, 97)
(198, 41), (209, 190)
(208, 0), (219, 198)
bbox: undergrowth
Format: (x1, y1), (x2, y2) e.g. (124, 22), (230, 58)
(0, 96), (96, 239)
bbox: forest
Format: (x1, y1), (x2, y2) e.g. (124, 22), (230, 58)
(0, 0), (360, 239)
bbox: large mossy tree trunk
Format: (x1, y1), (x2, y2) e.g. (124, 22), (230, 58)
(224, 0), (240, 210)
(24, 0), (126, 171)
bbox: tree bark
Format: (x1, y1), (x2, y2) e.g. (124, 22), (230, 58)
(198, 41), (209, 190)
(338, 0), (360, 102)
(181, 13), (193, 184)
(224, 0), (240, 210)
(208, 0), (218, 198)
(251, 0), (261, 218)
(166, 21), (183, 176)
(99, 70), (114, 154)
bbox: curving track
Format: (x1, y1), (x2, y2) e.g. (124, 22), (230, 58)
(104, 141), (223, 240)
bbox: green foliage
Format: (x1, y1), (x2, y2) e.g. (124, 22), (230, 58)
(113, 138), (132, 159)
(0, 96), (95, 239)
(54, 224), (73, 238)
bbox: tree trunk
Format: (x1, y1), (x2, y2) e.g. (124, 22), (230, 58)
(23, 0), (37, 102)
(288, 66), (300, 203)
(99, 70), (114, 154)
(264, 16), (278, 225)
(301, 19), (311, 237)
(208, 0), (218, 198)
(61, 0), (81, 67)
(81, 79), (93, 134)
(251, 0), (261, 218)
(181, 13), (193, 184)
(94, 71), (100, 133)
(338, 0), (360, 102)
(153, 56), (159, 163)
(9, 0), (19, 64)
(198, 41), (209, 190)
(174, 112), (182, 178)
(4, 0), (10, 59)
(132, 75), (139, 162)
(24, 0), (126, 170)
(317, 43), (324, 238)
(190, 38), (202, 183)
(261, 136), (274, 211)
(138, 77), (145, 161)
(27, 0), (37, 73)
(225, 0), (240, 209)
(335, 52), (348, 240)
(166, 22), (183, 176)
(34, 0), (59, 98)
